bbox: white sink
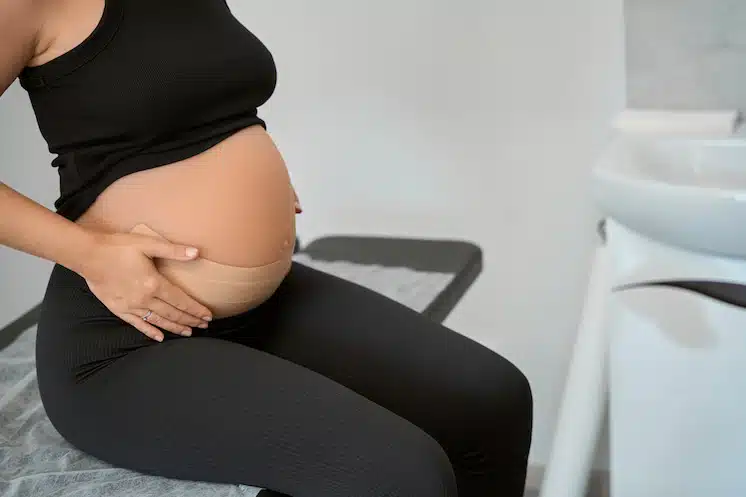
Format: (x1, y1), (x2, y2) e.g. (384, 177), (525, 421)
(591, 136), (746, 258)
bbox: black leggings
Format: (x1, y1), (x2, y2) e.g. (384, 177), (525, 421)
(36, 262), (533, 497)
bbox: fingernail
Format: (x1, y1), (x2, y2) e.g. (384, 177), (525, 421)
(155, 335), (164, 342)
(186, 247), (199, 258)
(203, 316), (212, 322)
(198, 323), (209, 329)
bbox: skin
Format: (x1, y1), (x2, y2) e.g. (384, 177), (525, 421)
(1, 0), (302, 340)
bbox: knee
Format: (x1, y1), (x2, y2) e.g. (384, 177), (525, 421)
(462, 352), (534, 437)
(495, 357), (533, 427)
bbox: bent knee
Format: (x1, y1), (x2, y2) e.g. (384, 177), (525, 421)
(499, 358), (533, 421)
(460, 351), (533, 427)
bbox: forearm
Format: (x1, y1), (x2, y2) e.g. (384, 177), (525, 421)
(0, 182), (98, 276)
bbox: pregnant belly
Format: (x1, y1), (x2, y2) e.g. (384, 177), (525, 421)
(76, 125), (297, 317)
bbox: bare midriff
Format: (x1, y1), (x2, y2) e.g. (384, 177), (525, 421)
(76, 125), (297, 268)
(75, 125), (297, 317)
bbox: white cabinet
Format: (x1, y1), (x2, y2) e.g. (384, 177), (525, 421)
(607, 219), (746, 497)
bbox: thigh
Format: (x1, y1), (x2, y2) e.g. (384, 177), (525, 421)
(44, 337), (456, 497)
(250, 263), (532, 447)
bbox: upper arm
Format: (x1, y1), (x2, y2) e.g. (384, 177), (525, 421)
(0, 0), (43, 97)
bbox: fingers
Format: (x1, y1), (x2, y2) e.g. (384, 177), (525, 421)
(121, 313), (165, 342)
(134, 308), (194, 337)
(155, 278), (213, 323)
(146, 298), (210, 330)
(138, 236), (200, 261)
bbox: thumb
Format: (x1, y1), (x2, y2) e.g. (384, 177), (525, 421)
(139, 237), (199, 261)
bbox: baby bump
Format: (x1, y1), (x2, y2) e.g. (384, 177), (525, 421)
(77, 125), (297, 318)
(80, 125), (297, 267)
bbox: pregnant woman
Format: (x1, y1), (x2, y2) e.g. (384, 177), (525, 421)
(0, 1), (533, 496)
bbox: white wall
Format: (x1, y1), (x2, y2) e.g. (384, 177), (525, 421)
(0, 0), (625, 469)
(626, 0), (746, 110)
(0, 82), (58, 327)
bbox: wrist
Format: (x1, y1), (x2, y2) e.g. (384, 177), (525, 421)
(62, 226), (105, 279)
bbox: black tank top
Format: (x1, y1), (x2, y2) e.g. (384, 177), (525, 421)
(19, 0), (277, 221)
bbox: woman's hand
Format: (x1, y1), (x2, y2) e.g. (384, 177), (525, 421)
(80, 231), (213, 342)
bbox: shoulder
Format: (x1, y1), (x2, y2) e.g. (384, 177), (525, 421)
(0, 0), (48, 93)
(0, 0), (46, 48)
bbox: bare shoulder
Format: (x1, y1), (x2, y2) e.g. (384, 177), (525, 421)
(0, 0), (47, 94)
(0, 0), (45, 45)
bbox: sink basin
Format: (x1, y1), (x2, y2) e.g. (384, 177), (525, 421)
(591, 136), (746, 258)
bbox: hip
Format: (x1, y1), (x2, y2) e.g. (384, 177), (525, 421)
(35, 263), (289, 386)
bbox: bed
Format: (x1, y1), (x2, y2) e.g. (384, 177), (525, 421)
(0, 235), (482, 497)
